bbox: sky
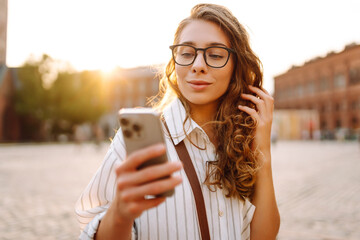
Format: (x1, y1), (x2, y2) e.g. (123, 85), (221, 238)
(6, 0), (360, 93)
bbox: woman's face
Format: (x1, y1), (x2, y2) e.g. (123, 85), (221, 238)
(175, 20), (234, 108)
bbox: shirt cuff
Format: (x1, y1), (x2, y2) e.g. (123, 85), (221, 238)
(78, 211), (106, 240)
(78, 211), (137, 240)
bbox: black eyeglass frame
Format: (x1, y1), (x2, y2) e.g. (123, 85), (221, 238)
(169, 44), (236, 68)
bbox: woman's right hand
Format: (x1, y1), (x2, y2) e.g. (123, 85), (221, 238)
(96, 143), (182, 240)
(112, 143), (183, 223)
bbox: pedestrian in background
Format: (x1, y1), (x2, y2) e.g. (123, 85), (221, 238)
(75, 3), (280, 239)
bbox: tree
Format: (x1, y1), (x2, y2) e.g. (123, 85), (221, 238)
(14, 55), (51, 140)
(48, 70), (108, 136)
(14, 54), (108, 141)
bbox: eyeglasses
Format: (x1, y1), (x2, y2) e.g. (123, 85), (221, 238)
(169, 44), (235, 68)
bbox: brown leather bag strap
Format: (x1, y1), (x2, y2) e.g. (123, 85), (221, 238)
(162, 120), (211, 240)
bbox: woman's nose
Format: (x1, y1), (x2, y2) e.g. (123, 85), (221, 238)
(191, 52), (208, 73)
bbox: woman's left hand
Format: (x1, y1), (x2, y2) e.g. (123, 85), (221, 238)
(238, 85), (274, 157)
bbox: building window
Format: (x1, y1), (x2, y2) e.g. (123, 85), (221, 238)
(335, 119), (341, 128)
(349, 67), (360, 85)
(307, 82), (315, 95)
(352, 117), (357, 126)
(296, 84), (304, 97)
(334, 73), (346, 88)
(351, 100), (360, 110)
(320, 77), (329, 91)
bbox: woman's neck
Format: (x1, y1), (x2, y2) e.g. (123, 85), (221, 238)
(189, 101), (218, 146)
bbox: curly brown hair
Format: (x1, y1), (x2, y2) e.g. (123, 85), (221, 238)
(152, 3), (263, 200)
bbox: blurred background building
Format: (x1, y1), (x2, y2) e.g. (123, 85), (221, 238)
(2, 0), (360, 142)
(1, 0), (20, 142)
(98, 66), (160, 139)
(0, 0), (162, 143)
(0, 64), (160, 143)
(0, 0), (6, 64)
(274, 43), (360, 140)
(0, 66), (21, 142)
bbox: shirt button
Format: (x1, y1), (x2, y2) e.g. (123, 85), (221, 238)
(219, 210), (224, 217)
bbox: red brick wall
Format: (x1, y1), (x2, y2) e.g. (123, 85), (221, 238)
(274, 44), (360, 135)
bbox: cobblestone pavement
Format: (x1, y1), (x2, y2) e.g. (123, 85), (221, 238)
(272, 141), (360, 240)
(0, 141), (359, 240)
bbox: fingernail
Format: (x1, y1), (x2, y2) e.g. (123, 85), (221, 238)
(175, 175), (183, 181)
(175, 161), (183, 168)
(155, 144), (165, 151)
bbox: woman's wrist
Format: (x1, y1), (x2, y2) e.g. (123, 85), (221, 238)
(108, 200), (134, 226)
(95, 201), (134, 240)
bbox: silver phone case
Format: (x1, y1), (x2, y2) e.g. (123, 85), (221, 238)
(118, 108), (174, 197)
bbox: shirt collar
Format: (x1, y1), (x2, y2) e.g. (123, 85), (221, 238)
(162, 97), (203, 145)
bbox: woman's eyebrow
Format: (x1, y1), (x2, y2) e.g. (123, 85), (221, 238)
(179, 41), (195, 45)
(208, 42), (228, 47)
(179, 41), (228, 47)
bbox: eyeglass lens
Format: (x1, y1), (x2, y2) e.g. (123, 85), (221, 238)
(172, 45), (229, 68)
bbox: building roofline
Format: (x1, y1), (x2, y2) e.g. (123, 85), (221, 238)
(274, 42), (360, 79)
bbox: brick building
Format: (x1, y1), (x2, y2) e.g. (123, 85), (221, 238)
(98, 66), (160, 138)
(274, 43), (360, 139)
(106, 66), (160, 111)
(0, 66), (21, 142)
(0, 0), (20, 142)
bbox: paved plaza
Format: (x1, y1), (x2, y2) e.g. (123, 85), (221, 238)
(0, 140), (359, 240)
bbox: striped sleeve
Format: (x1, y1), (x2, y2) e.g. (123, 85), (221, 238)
(241, 199), (256, 240)
(78, 211), (107, 239)
(75, 130), (137, 239)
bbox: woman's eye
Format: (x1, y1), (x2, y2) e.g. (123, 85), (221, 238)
(209, 54), (224, 59)
(181, 52), (194, 58)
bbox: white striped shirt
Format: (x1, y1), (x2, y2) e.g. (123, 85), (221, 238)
(75, 97), (255, 240)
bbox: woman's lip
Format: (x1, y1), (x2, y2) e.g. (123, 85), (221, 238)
(188, 81), (212, 90)
(188, 80), (211, 85)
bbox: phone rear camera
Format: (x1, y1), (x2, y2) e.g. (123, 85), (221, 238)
(133, 124), (141, 132)
(123, 129), (133, 138)
(120, 118), (129, 126)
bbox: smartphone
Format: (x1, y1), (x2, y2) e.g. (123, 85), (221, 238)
(118, 108), (174, 197)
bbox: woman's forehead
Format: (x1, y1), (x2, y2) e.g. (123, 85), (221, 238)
(178, 20), (230, 47)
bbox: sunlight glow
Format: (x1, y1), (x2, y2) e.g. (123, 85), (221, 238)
(6, 0), (360, 93)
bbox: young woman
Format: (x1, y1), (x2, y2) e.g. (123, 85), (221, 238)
(76, 4), (280, 240)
